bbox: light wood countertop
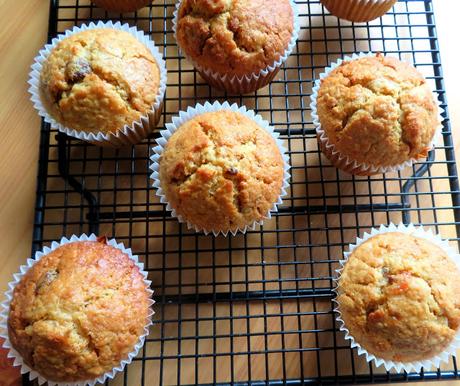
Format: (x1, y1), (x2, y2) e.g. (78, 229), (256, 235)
(0, 1), (459, 385)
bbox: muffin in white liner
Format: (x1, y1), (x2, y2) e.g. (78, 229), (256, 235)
(320, 0), (397, 23)
(0, 234), (154, 386)
(172, 0), (300, 94)
(310, 52), (443, 176)
(149, 100), (290, 236)
(28, 21), (167, 147)
(334, 223), (460, 373)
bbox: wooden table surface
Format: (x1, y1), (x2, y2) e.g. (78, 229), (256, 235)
(1, 1), (459, 385)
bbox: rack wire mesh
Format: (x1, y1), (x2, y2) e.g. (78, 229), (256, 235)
(27, 0), (460, 384)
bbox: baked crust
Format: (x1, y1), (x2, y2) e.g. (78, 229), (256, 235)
(159, 110), (284, 232)
(40, 29), (160, 134)
(8, 240), (150, 382)
(317, 55), (438, 168)
(176, 0), (294, 77)
(338, 232), (460, 362)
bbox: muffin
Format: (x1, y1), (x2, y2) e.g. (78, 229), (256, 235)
(4, 236), (152, 383)
(93, 0), (152, 12)
(174, 0), (298, 94)
(321, 0), (397, 22)
(311, 53), (439, 175)
(30, 22), (166, 146)
(151, 103), (288, 235)
(337, 229), (460, 368)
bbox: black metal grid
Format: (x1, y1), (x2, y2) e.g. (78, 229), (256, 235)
(27, 0), (460, 384)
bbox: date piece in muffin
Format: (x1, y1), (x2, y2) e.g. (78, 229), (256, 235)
(159, 110), (285, 233)
(337, 232), (460, 362)
(40, 29), (161, 134)
(8, 239), (150, 382)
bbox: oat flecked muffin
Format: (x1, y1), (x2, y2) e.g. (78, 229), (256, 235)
(175, 0), (295, 92)
(337, 232), (460, 362)
(40, 28), (161, 135)
(316, 54), (439, 175)
(159, 110), (285, 233)
(8, 240), (150, 382)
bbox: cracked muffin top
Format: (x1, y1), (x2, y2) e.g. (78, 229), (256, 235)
(39, 29), (161, 134)
(175, 0), (294, 77)
(8, 239), (150, 382)
(337, 232), (460, 362)
(159, 110), (285, 233)
(316, 55), (439, 168)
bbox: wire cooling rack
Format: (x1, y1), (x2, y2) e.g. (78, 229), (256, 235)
(27, 0), (460, 384)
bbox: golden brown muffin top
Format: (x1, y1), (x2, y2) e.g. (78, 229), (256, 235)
(40, 29), (161, 134)
(316, 55), (438, 168)
(159, 110), (285, 233)
(176, 0), (294, 77)
(8, 240), (150, 382)
(337, 232), (460, 362)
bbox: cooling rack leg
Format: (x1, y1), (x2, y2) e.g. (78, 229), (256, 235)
(56, 132), (100, 235)
(401, 150), (436, 224)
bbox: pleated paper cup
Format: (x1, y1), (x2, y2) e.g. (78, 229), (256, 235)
(92, 0), (152, 12)
(28, 21), (167, 147)
(334, 223), (460, 373)
(149, 100), (290, 236)
(172, 0), (300, 94)
(310, 52), (443, 176)
(320, 0), (397, 22)
(0, 234), (154, 386)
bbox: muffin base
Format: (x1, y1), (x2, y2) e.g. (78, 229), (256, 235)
(0, 234), (154, 386)
(310, 52), (443, 176)
(321, 0), (397, 22)
(172, 0), (300, 94)
(334, 223), (460, 372)
(197, 67), (281, 95)
(29, 21), (167, 147)
(317, 133), (386, 176)
(149, 100), (291, 236)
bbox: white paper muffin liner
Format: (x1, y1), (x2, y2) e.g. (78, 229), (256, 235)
(172, 0), (300, 94)
(310, 52), (444, 176)
(320, 0), (397, 23)
(0, 234), (154, 386)
(28, 21), (167, 146)
(149, 100), (291, 236)
(333, 223), (460, 373)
